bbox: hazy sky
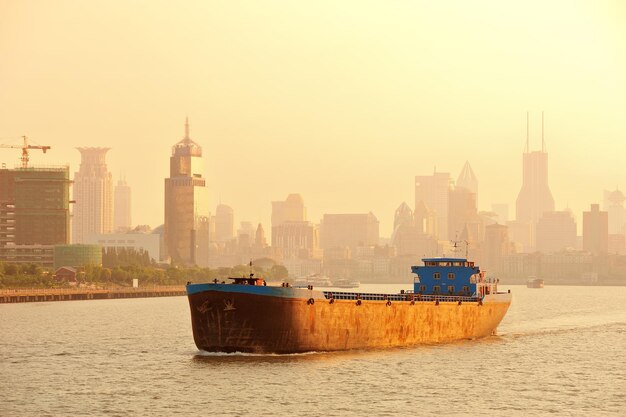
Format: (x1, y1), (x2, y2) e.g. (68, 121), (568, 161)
(1, 0), (625, 236)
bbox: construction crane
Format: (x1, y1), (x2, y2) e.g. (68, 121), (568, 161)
(0, 136), (51, 168)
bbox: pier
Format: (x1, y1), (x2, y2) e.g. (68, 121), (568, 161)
(0, 286), (186, 304)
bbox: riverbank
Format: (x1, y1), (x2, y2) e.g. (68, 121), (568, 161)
(0, 286), (186, 303)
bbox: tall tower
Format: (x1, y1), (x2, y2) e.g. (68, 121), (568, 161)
(415, 171), (451, 239)
(255, 223), (267, 248)
(114, 176), (132, 232)
(516, 112), (555, 224)
(456, 161), (478, 195)
(603, 189), (625, 234)
(393, 202), (413, 231)
(164, 119), (210, 266)
(72, 148), (113, 243)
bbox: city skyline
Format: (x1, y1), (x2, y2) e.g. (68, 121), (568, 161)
(1, 1), (626, 236)
(1, 115), (624, 238)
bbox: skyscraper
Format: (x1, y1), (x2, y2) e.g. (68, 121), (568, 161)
(484, 223), (510, 274)
(515, 113), (555, 224)
(72, 148), (113, 243)
(390, 202), (438, 257)
(319, 213), (379, 250)
(0, 166), (71, 246)
(272, 221), (319, 259)
(535, 211), (577, 253)
(114, 177), (131, 232)
(254, 223), (267, 249)
(164, 119), (210, 266)
(214, 204), (234, 243)
(271, 194), (306, 228)
(393, 202), (413, 231)
(583, 204), (608, 255)
(415, 172), (451, 239)
(456, 161), (478, 195)
(448, 186), (479, 241)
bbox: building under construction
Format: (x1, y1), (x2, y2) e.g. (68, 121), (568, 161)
(0, 166), (71, 264)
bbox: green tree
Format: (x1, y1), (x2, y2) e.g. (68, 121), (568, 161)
(269, 265), (288, 280)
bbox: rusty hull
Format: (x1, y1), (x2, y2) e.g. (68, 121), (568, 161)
(188, 291), (511, 354)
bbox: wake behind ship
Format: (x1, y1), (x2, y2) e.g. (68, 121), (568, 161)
(186, 258), (512, 354)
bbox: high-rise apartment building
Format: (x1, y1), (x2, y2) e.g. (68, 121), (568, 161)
(535, 211), (577, 253)
(272, 221), (319, 259)
(164, 119), (210, 266)
(114, 177), (131, 232)
(72, 148), (113, 243)
(583, 204), (608, 255)
(0, 166), (71, 246)
(415, 172), (451, 239)
(319, 213), (379, 250)
(484, 223), (510, 274)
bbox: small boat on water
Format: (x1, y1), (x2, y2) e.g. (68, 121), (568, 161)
(293, 274), (333, 288)
(526, 277), (544, 288)
(186, 257), (512, 354)
(332, 278), (360, 288)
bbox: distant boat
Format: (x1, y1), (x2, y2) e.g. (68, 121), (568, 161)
(526, 277), (544, 288)
(332, 278), (360, 289)
(293, 274), (333, 288)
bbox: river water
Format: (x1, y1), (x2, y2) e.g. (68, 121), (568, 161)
(1, 285), (625, 416)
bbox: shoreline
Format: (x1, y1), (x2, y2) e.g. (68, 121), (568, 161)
(0, 286), (186, 304)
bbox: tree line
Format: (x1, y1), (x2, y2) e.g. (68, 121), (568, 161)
(0, 248), (289, 288)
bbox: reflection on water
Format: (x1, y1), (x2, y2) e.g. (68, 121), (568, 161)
(1, 285), (625, 416)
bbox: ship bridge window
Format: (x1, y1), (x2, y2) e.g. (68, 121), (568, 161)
(452, 261), (463, 266)
(433, 272), (441, 279)
(448, 273), (455, 280)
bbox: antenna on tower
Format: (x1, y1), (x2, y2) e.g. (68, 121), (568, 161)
(542, 111), (545, 152)
(526, 111), (529, 153)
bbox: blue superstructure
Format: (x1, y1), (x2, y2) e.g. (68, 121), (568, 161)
(411, 257), (481, 296)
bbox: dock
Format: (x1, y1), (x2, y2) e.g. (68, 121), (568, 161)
(0, 286), (186, 304)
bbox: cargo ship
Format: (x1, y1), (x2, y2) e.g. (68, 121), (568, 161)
(186, 257), (512, 354)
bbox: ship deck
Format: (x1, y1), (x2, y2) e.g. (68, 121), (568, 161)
(321, 290), (481, 303)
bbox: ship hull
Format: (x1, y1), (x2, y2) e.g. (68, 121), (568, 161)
(187, 286), (511, 353)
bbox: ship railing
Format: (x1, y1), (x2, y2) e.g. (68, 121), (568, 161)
(322, 291), (479, 303)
